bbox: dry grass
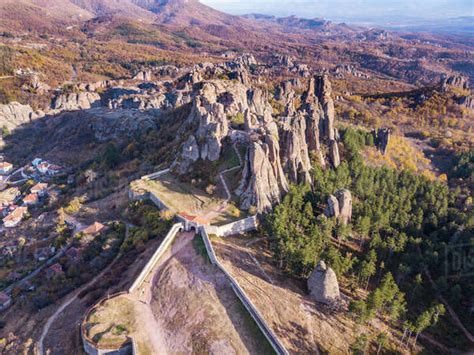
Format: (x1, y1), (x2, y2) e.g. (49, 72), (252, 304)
(362, 135), (437, 180)
(85, 296), (151, 354)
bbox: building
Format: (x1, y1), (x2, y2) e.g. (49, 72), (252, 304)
(46, 164), (62, 176)
(83, 222), (106, 236)
(0, 292), (11, 311)
(178, 212), (210, 230)
(3, 206), (28, 228)
(0, 162), (13, 175)
(23, 193), (39, 206)
(34, 247), (52, 262)
(46, 263), (64, 279)
(31, 183), (48, 196)
(32, 158), (43, 167)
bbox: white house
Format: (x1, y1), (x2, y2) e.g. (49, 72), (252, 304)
(0, 162), (13, 175)
(3, 207), (27, 228)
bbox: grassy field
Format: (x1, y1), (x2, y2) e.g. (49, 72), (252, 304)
(132, 172), (246, 225)
(84, 296), (151, 353)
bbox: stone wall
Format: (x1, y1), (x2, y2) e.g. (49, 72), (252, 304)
(81, 292), (135, 355)
(199, 228), (288, 355)
(205, 216), (258, 237)
(128, 222), (183, 293)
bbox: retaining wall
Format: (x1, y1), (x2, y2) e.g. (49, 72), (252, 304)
(141, 168), (170, 181)
(205, 216), (258, 237)
(128, 222), (183, 293)
(200, 227), (288, 355)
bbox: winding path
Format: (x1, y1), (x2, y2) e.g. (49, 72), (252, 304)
(218, 143), (243, 202)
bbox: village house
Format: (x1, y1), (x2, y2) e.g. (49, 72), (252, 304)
(32, 158), (43, 167)
(45, 263), (64, 279)
(0, 187), (20, 206)
(0, 162), (13, 175)
(23, 193), (39, 206)
(83, 222), (106, 236)
(31, 182), (48, 197)
(34, 247), (53, 262)
(3, 206), (28, 228)
(0, 292), (12, 311)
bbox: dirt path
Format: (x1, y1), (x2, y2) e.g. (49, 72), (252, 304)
(37, 251), (122, 355)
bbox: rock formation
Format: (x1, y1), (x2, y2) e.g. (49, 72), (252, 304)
(280, 113), (312, 184)
(308, 260), (340, 305)
(374, 128), (391, 155)
(442, 74), (470, 91)
(0, 102), (43, 131)
(169, 57), (345, 213)
(335, 189), (352, 225)
(325, 189), (352, 225)
(315, 74), (335, 141)
(236, 133), (289, 212)
(133, 70), (152, 81)
(51, 92), (101, 111)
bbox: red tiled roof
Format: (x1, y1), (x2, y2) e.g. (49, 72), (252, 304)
(0, 162), (12, 170)
(3, 207), (27, 222)
(83, 222), (105, 235)
(24, 193), (38, 203)
(31, 183), (48, 193)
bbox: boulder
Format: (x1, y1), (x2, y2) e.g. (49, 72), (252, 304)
(308, 260), (340, 305)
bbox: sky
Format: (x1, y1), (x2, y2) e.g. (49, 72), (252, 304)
(200, 0), (474, 23)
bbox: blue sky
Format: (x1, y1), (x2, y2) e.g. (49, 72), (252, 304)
(200, 0), (474, 21)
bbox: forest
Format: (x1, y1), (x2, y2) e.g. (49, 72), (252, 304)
(265, 127), (473, 348)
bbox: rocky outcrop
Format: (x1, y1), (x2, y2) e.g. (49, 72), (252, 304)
(335, 189), (352, 225)
(51, 92), (101, 111)
(308, 260), (340, 305)
(325, 195), (339, 219)
(273, 54), (294, 68)
(374, 128), (391, 155)
(233, 53), (258, 68)
(329, 140), (340, 168)
(280, 113), (312, 184)
(315, 74), (335, 141)
(458, 95), (474, 109)
(237, 134), (289, 212)
(133, 70), (152, 81)
(325, 189), (352, 225)
(171, 135), (200, 175)
(332, 64), (369, 79)
(442, 75), (470, 91)
(305, 103), (326, 168)
(0, 102), (43, 131)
